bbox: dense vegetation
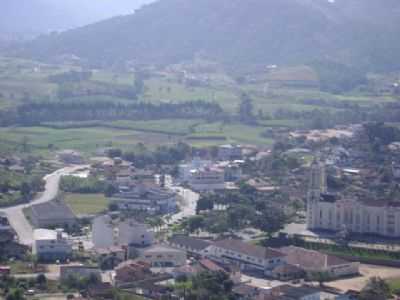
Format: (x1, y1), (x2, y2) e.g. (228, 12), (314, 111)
(182, 184), (288, 236)
(173, 271), (236, 300)
(0, 100), (224, 126)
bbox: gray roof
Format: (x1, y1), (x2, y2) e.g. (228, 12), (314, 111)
(276, 285), (323, 299)
(169, 235), (211, 251)
(214, 239), (285, 260)
(31, 201), (76, 221)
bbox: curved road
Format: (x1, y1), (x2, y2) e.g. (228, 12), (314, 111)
(0, 165), (88, 246)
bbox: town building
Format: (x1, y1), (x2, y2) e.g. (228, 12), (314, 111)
(92, 214), (153, 249)
(110, 184), (177, 214)
(179, 158), (212, 182)
(218, 144), (243, 161)
(279, 246), (359, 279)
(307, 159), (400, 238)
(264, 285), (340, 300)
(207, 239), (286, 275)
(32, 229), (72, 262)
(114, 260), (153, 283)
(139, 244), (187, 267)
(168, 235), (212, 257)
(217, 161), (243, 182)
(188, 166), (225, 191)
(30, 201), (77, 230)
(60, 265), (101, 281)
(57, 150), (84, 164)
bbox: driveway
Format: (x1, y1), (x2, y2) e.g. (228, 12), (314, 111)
(0, 165), (88, 246)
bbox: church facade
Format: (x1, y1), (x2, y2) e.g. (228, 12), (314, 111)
(306, 160), (400, 238)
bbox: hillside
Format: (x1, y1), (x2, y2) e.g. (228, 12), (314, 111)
(14, 0), (400, 71)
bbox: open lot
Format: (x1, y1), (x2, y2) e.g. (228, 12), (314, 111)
(327, 264), (400, 292)
(64, 193), (109, 216)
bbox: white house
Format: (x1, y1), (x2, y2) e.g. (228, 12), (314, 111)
(279, 246), (360, 279)
(168, 235), (212, 257)
(139, 244), (187, 267)
(179, 158), (212, 182)
(208, 239), (286, 274)
(111, 184), (177, 214)
(32, 229), (72, 262)
(92, 214), (153, 249)
(188, 167), (225, 191)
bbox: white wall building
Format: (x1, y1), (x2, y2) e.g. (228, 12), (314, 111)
(139, 245), (187, 267)
(111, 185), (177, 214)
(32, 229), (72, 262)
(218, 144), (243, 161)
(279, 246), (359, 279)
(307, 160), (400, 238)
(188, 167), (225, 191)
(92, 214), (153, 249)
(179, 158), (212, 182)
(208, 239), (286, 274)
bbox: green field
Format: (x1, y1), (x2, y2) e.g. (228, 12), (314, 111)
(64, 193), (109, 215)
(388, 278), (400, 295)
(0, 55), (398, 155)
(0, 118), (278, 156)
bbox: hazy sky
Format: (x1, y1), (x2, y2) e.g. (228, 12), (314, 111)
(1, 0), (157, 34)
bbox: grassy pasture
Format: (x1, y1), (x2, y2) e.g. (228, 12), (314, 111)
(64, 193), (109, 215)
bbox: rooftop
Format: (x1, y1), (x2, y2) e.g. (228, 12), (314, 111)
(143, 244), (185, 254)
(279, 246), (350, 269)
(214, 239), (285, 260)
(34, 229), (66, 241)
(169, 235), (211, 251)
(31, 201), (76, 221)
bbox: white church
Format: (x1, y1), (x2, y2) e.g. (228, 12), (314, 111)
(307, 159), (400, 238)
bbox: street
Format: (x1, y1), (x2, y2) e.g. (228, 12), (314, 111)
(0, 165), (88, 246)
(168, 186), (199, 224)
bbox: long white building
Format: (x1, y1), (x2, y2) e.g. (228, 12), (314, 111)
(307, 160), (400, 237)
(92, 214), (154, 249)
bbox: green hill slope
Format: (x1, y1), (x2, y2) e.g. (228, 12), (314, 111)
(13, 0), (400, 71)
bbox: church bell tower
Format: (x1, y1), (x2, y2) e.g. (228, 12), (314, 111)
(307, 158), (327, 229)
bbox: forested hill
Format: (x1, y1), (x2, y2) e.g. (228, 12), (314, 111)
(14, 0), (400, 71)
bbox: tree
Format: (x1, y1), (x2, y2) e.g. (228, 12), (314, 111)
(104, 183), (118, 197)
(184, 215), (205, 234)
(107, 148), (122, 158)
(20, 182), (31, 200)
(6, 288), (25, 300)
(238, 93), (257, 125)
(360, 277), (391, 300)
(253, 206), (286, 238)
(196, 196), (214, 214)
(309, 271), (331, 287)
(134, 71), (145, 95)
(36, 273), (47, 289)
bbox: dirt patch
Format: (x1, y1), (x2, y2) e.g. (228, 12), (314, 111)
(326, 264), (400, 292)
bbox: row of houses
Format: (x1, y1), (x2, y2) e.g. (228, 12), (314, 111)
(168, 235), (360, 280)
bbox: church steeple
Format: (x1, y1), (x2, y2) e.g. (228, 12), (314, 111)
(307, 157), (327, 229)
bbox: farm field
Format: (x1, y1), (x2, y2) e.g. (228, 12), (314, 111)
(0, 55), (398, 155)
(0, 119), (276, 156)
(64, 193), (109, 215)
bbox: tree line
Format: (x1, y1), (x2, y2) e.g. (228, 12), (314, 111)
(0, 100), (225, 126)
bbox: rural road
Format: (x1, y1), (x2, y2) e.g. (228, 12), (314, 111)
(0, 165), (88, 246)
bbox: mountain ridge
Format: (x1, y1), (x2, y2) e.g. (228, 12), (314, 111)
(12, 0), (400, 71)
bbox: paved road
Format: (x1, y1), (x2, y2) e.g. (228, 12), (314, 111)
(0, 165), (88, 246)
(168, 187), (199, 224)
